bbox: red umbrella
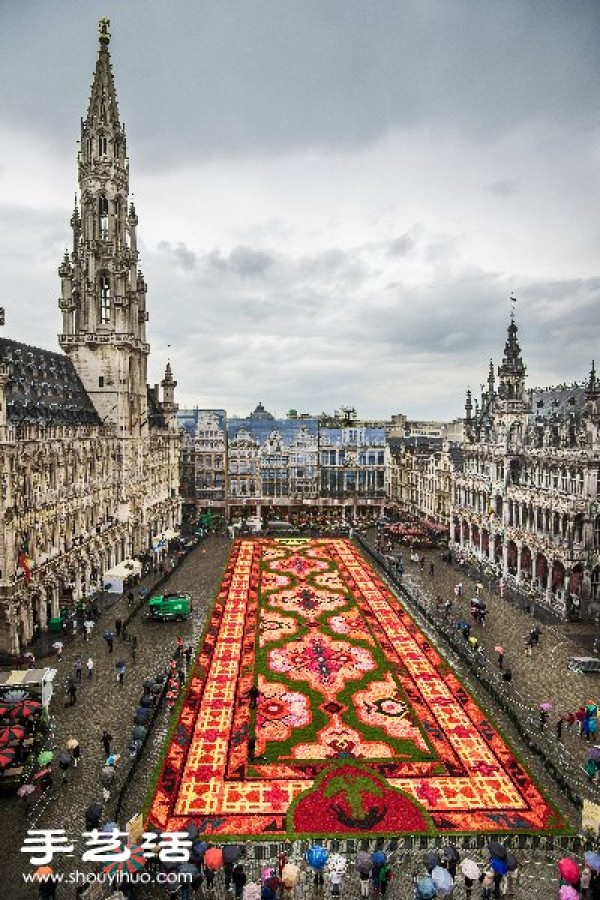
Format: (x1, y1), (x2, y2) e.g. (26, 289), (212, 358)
(558, 858), (581, 885)
(0, 747), (17, 769)
(9, 700), (41, 720)
(0, 724), (25, 745)
(204, 847), (223, 870)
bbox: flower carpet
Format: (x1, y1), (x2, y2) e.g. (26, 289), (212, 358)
(147, 539), (567, 837)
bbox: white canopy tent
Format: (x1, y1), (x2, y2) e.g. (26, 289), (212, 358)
(103, 559), (142, 594)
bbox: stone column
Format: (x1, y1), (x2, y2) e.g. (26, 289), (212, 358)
(37, 588), (48, 631)
(516, 544), (522, 584)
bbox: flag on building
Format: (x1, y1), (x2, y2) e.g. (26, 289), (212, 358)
(17, 542), (33, 584)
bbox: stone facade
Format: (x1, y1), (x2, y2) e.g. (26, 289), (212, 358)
(178, 405), (386, 522)
(452, 314), (600, 621)
(0, 20), (180, 652)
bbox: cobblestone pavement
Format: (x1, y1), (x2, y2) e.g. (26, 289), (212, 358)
(394, 543), (600, 776)
(1, 535), (232, 899)
(3, 534), (597, 899)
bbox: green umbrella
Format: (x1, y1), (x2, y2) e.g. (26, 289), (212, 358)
(37, 750), (54, 766)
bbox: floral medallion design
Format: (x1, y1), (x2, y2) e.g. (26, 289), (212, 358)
(255, 677), (311, 751)
(269, 634), (376, 694)
(268, 586), (347, 622)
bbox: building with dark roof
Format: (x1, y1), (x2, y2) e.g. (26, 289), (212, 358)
(0, 20), (181, 653)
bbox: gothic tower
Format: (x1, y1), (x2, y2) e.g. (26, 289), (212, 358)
(494, 303), (530, 451)
(58, 18), (149, 434)
(161, 361), (179, 429)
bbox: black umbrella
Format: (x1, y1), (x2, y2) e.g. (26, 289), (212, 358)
(222, 844), (243, 863)
(85, 803), (103, 826)
(192, 840), (208, 860)
(58, 751), (72, 768)
(103, 632), (115, 642)
(425, 850), (441, 873)
(443, 845), (460, 862)
(143, 679), (155, 690)
(184, 822), (199, 841)
(153, 674), (166, 684)
(177, 862), (199, 880)
(100, 766), (115, 787)
(139, 695), (154, 708)
(506, 851), (518, 872)
(488, 842), (507, 860)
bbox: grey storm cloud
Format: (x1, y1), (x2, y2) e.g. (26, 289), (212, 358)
(1, 1), (599, 168)
(487, 179), (520, 197)
(1, 2), (599, 419)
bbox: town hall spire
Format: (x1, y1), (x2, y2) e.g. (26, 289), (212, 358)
(58, 19), (149, 435)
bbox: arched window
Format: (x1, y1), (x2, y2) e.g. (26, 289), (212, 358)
(99, 195), (109, 239)
(99, 275), (111, 325)
(98, 134), (108, 157)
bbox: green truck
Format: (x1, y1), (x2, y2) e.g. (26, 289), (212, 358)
(146, 593), (192, 622)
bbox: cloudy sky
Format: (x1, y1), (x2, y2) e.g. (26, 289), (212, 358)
(1, 1), (599, 419)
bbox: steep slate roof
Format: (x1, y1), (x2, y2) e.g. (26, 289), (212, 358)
(529, 385), (587, 420)
(0, 338), (101, 426)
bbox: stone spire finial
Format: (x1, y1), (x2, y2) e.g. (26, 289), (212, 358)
(99, 17), (111, 46)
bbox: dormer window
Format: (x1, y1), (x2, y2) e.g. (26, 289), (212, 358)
(99, 275), (111, 324)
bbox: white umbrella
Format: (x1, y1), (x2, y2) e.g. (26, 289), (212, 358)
(431, 865), (454, 895)
(460, 859), (480, 880)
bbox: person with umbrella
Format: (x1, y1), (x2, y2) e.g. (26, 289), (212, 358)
(103, 631), (114, 653)
(460, 859), (480, 898)
(84, 802), (103, 830)
(58, 750), (72, 783)
(116, 660), (126, 685)
(539, 703), (552, 731)
(414, 875), (437, 899)
(233, 863), (247, 900)
(34, 865), (58, 900)
(100, 730), (113, 758)
(356, 851), (372, 898)
(66, 737), (80, 767)
(17, 782), (37, 814)
(66, 678), (77, 707)
(585, 756), (598, 783)
(494, 645), (504, 669)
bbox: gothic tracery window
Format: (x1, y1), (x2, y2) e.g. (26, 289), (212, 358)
(99, 275), (111, 325)
(99, 194), (109, 239)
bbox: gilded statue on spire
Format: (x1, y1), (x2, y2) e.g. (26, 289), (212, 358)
(99, 17), (111, 46)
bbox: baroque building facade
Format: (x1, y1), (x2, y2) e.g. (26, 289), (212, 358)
(0, 20), (180, 653)
(451, 314), (600, 621)
(178, 404), (386, 523)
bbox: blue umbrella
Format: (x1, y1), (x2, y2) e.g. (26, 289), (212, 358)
(415, 876), (438, 899)
(490, 857), (508, 876)
(306, 846), (328, 870)
(372, 851), (387, 866)
(585, 851), (600, 871)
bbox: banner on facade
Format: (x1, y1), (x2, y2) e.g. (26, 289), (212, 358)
(582, 798), (600, 836)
